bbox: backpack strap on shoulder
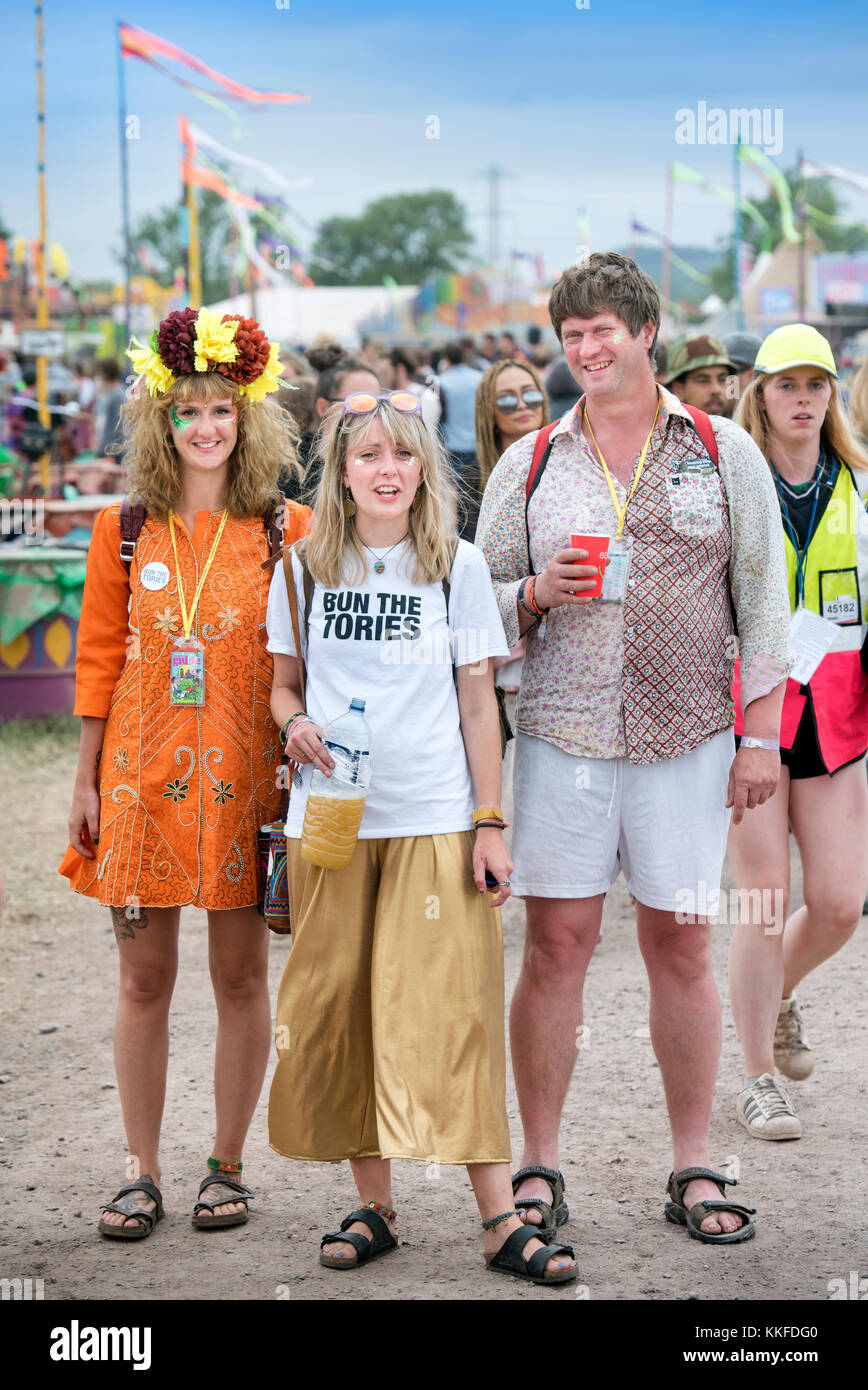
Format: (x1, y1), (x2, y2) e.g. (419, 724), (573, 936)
(683, 405), (719, 466)
(261, 500), (285, 571)
(119, 496), (146, 571)
(441, 537), (459, 613)
(524, 421), (560, 574)
(525, 421), (560, 503)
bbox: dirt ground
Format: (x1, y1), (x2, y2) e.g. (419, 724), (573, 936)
(1, 715), (866, 1304)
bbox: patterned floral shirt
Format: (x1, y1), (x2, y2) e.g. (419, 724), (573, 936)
(476, 386), (790, 762)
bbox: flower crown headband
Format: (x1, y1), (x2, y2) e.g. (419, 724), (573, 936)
(127, 306), (284, 404)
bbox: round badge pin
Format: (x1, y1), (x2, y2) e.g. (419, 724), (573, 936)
(140, 561), (170, 591)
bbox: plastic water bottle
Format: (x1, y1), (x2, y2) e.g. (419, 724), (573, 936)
(300, 697), (372, 869)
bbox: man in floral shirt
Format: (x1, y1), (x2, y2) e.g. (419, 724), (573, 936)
(476, 252), (790, 1245)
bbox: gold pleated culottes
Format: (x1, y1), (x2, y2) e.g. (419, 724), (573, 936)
(268, 832), (511, 1165)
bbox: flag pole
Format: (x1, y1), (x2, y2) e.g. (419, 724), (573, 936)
(35, 3), (51, 493)
(734, 139), (744, 328)
(117, 21), (132, 350)
(661, 163), (674, 319)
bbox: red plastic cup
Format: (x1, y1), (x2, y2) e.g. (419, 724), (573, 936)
(570, 534), (610, 598)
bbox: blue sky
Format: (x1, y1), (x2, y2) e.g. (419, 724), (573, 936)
(2, 0), (867, 283)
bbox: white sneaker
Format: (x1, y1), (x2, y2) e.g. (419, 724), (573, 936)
(774, 995), (815, 1080)
(736, 1074), (802, 1141)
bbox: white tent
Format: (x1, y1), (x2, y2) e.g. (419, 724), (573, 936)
(205, 284), (418, 348)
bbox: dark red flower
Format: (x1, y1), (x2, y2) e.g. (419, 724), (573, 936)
(217, 314), (271, 384)
(156, 307), (198, 376)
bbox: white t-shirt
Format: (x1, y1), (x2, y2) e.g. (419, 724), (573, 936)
(266, 539), (509, 838)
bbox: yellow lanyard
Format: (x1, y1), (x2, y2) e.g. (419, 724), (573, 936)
(167, 509), (229, 641)
(584, 404), (661, 541)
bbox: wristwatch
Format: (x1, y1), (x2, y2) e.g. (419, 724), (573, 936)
(740, 736), (780, 751)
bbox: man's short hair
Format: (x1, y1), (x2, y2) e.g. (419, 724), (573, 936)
(548, 252), (660, 359)
(95, 356), (122, 383)
(443, 342), (464, 366)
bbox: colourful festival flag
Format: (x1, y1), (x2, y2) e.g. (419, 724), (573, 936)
(120, 22), (307, 106)
(738, 146), (800, 242)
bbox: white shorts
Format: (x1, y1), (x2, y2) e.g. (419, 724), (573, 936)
(510, 729), (735, 910)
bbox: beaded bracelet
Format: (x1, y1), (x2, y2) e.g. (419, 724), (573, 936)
(279, 710), (307, 745)
(481, 1209), (518, 1231)
(366, 1199), (396, 1223)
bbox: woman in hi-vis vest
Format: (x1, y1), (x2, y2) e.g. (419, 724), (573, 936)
(728, 325), (868, 1141)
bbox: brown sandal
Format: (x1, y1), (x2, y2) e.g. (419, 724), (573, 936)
(665, 1167), (756, 1244)
(192, 1173), (254, 1230)
(98, 1176), (163, 1240)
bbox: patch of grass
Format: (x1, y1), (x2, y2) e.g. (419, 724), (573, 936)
(0, 713), (79, 753)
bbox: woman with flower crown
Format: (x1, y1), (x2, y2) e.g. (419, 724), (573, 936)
(59, 307), (300, 1240)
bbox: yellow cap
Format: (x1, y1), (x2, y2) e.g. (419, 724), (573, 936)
(754, 324), (837, 378)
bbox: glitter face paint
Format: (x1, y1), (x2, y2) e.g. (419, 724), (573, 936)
(610, 330), (626, 345)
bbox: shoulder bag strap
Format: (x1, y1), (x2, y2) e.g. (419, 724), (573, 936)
(282, 547), (307, 706)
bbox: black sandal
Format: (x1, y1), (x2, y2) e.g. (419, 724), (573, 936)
(319, 1207), (398, 1269)
(98, 1176), (163, 1240)
(485, 1225), (578, 1285)
(665, 1167), (756, 1244)
(511, 1165), (569, 1242)
(192, 1173), (255, 1230)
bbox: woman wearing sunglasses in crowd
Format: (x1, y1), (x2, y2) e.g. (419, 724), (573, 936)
(266, 389), (577, 1286)
(59, 309), (296, 1239)
(474, 361), (550, 690)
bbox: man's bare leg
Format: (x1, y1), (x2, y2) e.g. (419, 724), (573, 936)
(636, 904), (743, 1236)
(510, 894), (604, 1224)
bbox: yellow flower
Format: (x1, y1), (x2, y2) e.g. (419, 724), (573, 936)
(127, 338), (175, 397)
(193, 308), (239, 372)
(240, 341), (284, 403)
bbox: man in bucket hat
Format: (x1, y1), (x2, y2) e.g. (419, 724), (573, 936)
(665, 334), (739, 418)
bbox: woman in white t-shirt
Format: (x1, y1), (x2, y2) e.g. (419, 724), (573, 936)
(266, 389), (576, 1286)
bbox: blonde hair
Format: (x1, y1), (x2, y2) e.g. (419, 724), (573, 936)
(848, 360), (868, 444)
(474, 358), (550, 489)
(735, 372), (868, 473)
(300, 402), (456, 587)
(122, 372), (299, 519)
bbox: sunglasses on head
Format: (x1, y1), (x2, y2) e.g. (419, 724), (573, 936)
(341, 390), (423, 419)
(494, 387), (545, 414)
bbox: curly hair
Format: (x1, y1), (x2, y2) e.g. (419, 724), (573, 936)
(121, 371), (299, 519)
(735, 372), (868, 474)
(474, 358), (550, 489)
(300, 402), (457, 588)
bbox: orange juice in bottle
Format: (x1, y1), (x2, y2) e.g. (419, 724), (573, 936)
(300, 698), (371, 870)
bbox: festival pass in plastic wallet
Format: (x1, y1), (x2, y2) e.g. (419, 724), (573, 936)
(599, 537), (632, 602)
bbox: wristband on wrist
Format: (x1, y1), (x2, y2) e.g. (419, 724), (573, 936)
(739, 736), (780, 751)
(527, 575), (549, 616)
(517, 579), (539, 620)
(473, 807), (504, 826)
(474, 820), (508, 830)
(280, 711), (309, 744)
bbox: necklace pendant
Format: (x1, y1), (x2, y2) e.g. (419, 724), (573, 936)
(374, 560), (385, 574)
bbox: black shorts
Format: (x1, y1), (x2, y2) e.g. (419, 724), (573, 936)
(736, 699), (865, 780)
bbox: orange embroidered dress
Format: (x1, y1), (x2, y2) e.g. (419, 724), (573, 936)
(59, 501), (283, 909)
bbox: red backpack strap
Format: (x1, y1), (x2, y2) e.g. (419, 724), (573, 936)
(119, 496), (146, 571)
(525, 421), (560, 502)
(683, 406), (719, 466)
